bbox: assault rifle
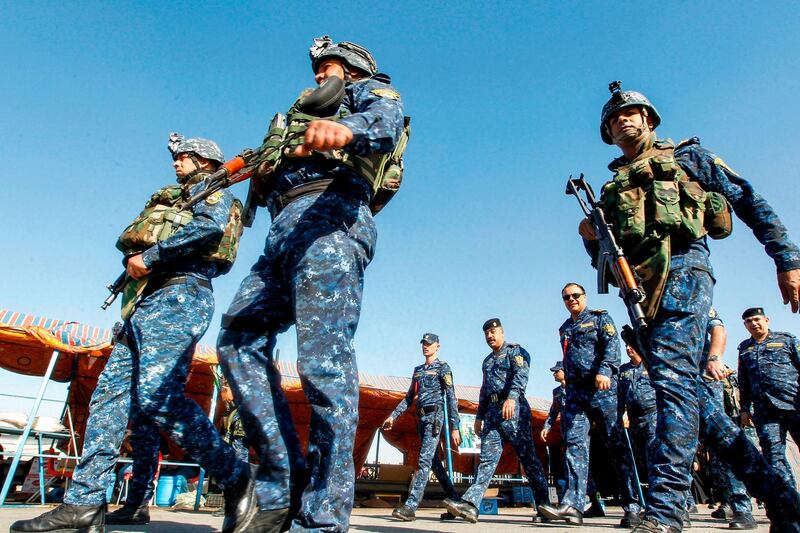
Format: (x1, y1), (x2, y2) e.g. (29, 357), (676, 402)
(101, 76), (347, 311)
(566, 174), (650, 365)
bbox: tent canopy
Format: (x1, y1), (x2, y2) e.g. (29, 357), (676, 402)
(0, 309), (556, 474)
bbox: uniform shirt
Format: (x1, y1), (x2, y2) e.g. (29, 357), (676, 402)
(602, 138), (800, 273)
(390, 359), (461, 431)
(700, 310), (725, 369)
(617, 362), (657, 420)
(476, 343), (530, 421)
(141, 172), (236, 281)
(738, 331), (800, 414)
(559, 309), (620, 385)
(543, 384), (565, 431)
(267, 76), (405, 212)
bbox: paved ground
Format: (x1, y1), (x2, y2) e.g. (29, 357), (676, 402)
(0, 505), (771, 532)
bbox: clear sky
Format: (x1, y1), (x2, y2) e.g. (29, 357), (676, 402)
(2, 1), (800, 420)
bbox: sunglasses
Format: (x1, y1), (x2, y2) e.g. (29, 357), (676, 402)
(562, 292), (584, 301)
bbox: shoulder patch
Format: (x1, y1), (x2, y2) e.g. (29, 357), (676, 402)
(443, 373), (453, 386)
(604, 322), (616, 337)
(370, 87), (400, 100)
(514, 355), (525, 367)
(205, 190), (224, 205)
(713, 157), (739, 177)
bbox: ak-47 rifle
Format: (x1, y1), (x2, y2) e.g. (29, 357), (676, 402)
(101, 76), (346, 311)
(566, 174), (651, 365)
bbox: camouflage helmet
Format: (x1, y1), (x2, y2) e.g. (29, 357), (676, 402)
(600, 81), (661, 144)
(309, 35), (377, 77)
(167, 132), (224, 165)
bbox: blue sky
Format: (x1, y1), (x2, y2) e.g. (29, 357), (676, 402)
(2, 1), (800, 419)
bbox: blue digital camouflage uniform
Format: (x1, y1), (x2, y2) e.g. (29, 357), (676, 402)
(123, 421), (161, 507)
(559, 309), (640, 513)
(543, 383), (565, 434)
(65, 174), (245, 506)
(699, 313), (752, 515)
(596, 138), (800, 528)
(216, 76), (404, 532)
(738, 329), (800, 489)
(618, 361), (658, 475)
(389, 359), (461, 510)
(460, 343), (550, 510)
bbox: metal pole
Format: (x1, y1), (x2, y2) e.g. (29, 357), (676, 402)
(623, 426), (646, 506)
(0, 349), (60, 506)
(194, 373), (220, 511)
(442, 399), (454, 481)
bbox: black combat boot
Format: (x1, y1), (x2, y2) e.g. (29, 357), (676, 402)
(620, 510), (643, 528)
(105, 504), (150, 525)
(440, 511), (457, 520)
(537, 503), (583, 525)
(9, 503), (105, 533)
(443, 498), (479, 523)
(532, 509), (552, 523)
(631, 518), (681, 533)
(392, 505), (416, 521)
(221, 468), (257, 533)
(712, 504), (732, 520)
(241, 508), (290, 533)
(729, 512), (758, 530)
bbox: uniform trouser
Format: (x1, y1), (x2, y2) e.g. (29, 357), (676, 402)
(461, 402), (550, 509)
(702, 380), (751, 514)
(124, 417), (160, 508)
(404, 411), (458, 510)
(696, 377), (800, 524)
(217, 192), (376, 533)
(754, 408), (800, 491)
(65, 279), (245, 505)
(562, 385), (640, 512)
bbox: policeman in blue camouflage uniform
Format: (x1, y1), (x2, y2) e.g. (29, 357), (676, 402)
(618, 342), (657, 488)
(697, 310), (757, 529)
(738, 307), (800, 491)
(444, 319), (550, 524)
(541, 361), (605, 516)
(215, 36), (404, 533)
(579, 81), (800, 532)
(539, 283), (642, 527)
(11, 135), (253, 533)
(383, 333), (462, 521)
(541, 361), (567, 441)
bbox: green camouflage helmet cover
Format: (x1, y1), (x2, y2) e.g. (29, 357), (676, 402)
(309, 35), (377, 76)
(600, 81), (661, 144)
(167, 132), (225, 165)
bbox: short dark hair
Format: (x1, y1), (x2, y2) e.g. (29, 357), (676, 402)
(561, 282), (586, 294)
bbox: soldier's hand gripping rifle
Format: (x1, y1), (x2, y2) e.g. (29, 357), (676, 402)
(566, 174), (651, 365)
(102, 77), (346, 311)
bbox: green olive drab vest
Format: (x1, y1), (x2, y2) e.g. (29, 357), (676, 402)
(260, 89), (411, 215)
(600, 140), (732, 319)
(116, 181), (244, 267)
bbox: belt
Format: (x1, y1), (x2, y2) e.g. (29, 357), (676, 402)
(143, 275), (212, 299)
(489, 393), (507, 403)
(417, 405), (438, 416)
(271, 178), (364, 217)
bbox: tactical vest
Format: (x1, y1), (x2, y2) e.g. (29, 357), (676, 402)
(116, 181), (244, 266)
(601, 141), (732, 248)
(600, 140), (732, 319)
(263, 84), (411, 215)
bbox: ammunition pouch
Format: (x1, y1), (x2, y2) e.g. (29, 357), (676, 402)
(117, 182), (244, 267)
(601, 142), (733, 318)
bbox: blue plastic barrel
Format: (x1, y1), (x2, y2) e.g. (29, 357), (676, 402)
(155, 474), (187, 507)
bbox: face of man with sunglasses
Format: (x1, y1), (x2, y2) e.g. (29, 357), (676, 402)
(561, 284), (587, 319)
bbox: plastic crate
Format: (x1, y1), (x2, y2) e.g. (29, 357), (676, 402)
(512, 485), (533, 505)
(479, 497), (499, 515)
